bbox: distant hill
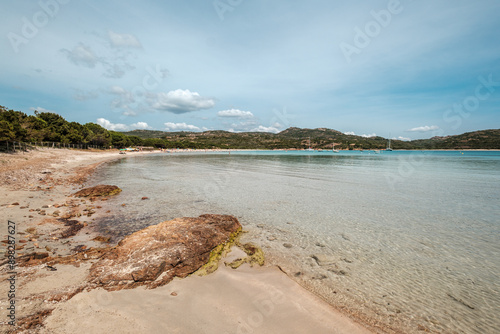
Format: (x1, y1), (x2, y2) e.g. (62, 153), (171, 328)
(411, 129), (500, 149)
(121, 129), (169, 139)
(278, 127), (343, 137)
(118, 128), (500, 150)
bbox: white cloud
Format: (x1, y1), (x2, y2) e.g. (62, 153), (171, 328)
(108, 86), (137, 114)
(109, 85), (134, 100)
(250, 125), (280, 133)
(164, 122), (202, 131)
(97, 118), (128, 131)
(272, 122), (282, 128)
(103, 63), (127, 79)
(152, 89), (216, 114)
(130, 122), (151, 130)
(109, 86), (127, 95)
(61, 43), (100, 68)
(397, 136), (411, 141)
(122, 110), (137, 116)
(108, 31), (142, 48)
(96, 118), (150, 131)
(407, 125), (440, 132)
(61, 38), (136, 78)
(217, 109), (254, 118)
(344, 131), (376, 137)
(29, 106), (55, 113)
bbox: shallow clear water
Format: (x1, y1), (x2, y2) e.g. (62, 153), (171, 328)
(91, 150), (500, 333)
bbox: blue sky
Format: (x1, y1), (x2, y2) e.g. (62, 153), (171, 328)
(1, 0), (499, 140)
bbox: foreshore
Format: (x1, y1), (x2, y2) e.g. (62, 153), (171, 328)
(0, 148), (372, 334)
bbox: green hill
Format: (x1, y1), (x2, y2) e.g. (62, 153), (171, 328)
(411, 129), (500, 149)
(120, 129), (169, 139)
(117, 127), (500, 150)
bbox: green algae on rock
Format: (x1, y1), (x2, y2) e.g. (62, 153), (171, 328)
(226, 242), (265, 269)
(194, 227), (242, 276)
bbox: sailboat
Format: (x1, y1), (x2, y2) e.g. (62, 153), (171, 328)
(386, 138), (393, 151)
(332, 143), (339, 153)
(305, 137), (314, 151)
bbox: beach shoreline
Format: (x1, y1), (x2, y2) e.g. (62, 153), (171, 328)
(0, 148), (373, 334)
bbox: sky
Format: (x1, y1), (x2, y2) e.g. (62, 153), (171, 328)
(1, 0), (499, 140)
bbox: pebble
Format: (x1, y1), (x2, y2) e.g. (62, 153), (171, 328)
(312, 254), (336, 266)
(328, 268), (347, 276)
(283, 243), (293, 248)
(341, 233), (350, 241)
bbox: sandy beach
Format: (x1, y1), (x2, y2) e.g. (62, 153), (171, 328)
(0, 148), (372, 334)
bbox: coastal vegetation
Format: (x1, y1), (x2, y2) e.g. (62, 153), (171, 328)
(1, 105), (500, 150)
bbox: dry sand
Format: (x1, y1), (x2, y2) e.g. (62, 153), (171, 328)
(0, 148), (372, 334)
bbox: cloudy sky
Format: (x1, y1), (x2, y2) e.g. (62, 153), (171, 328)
(1, 0), (499, 140)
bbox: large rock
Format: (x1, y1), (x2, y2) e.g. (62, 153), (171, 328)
(88, 214), (241, 290)
(72, 185), (122, 198)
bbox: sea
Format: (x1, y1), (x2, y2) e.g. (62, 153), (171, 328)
(90, 150), (500, 334)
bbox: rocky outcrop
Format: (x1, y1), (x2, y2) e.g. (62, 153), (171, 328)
(88, 214), (242, 290)
(72, 185), (122, 198)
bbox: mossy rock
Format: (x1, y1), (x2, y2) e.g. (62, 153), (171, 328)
(226, 242), (265, 269)
(194, 227), (242, 276)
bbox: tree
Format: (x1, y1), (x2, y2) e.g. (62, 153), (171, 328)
(0, 107), (27, 140)
(62, 122), (85, 144)
(37, 112), (67, 128)
(0, 120), (15, 141)
(84, 123), (112, 147)
(110, 131), (130, 148)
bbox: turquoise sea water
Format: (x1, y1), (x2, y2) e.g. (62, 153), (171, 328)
(91, 150), (500, 333)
